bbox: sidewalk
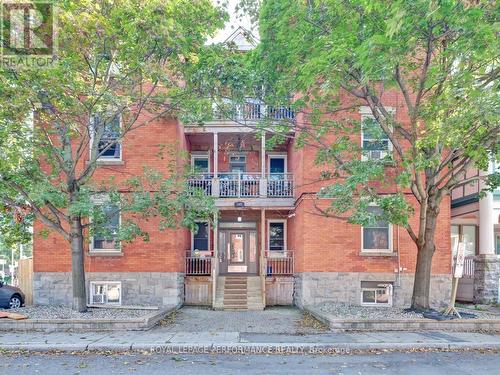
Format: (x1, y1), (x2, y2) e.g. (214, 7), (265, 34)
(1, 328), (500, 352)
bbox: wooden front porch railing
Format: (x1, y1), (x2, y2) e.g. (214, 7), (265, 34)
(186, 256), (213, 276)
(265, 251), (294, 275)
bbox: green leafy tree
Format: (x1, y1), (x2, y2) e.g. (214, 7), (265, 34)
(248, 0), (499, 310)
(0, 0), (225, 311)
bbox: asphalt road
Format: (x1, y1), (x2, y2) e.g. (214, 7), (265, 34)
(0, 350), (499, 374)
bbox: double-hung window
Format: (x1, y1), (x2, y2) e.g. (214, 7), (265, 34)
(91, 199), (121, 252)
(92, 114), (122, 160)
(191, 155), (209, 174)
(362, 206), (392, 252)
(192, 221), (209, 252)
(229, 155), (246, 173)
(268, 220), (286, 252)
(360, 107), (393, 161)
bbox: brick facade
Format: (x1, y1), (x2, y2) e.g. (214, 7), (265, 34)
(33, 90), (453, 308)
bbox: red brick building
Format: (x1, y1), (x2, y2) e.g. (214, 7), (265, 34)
(32, 29), (452, 310)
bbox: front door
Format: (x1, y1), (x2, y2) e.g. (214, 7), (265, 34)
(219, 229), (258, 274)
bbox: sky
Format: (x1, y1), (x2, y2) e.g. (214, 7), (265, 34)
(209, 0), (257, 43)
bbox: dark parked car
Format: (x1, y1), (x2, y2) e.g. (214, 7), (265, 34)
(0, 281), (25, 309)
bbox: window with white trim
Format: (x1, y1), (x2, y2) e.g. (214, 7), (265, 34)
(91, 199), (121, 252)
(192, 221), (209, 252)
(90, 281), (121, 305)
(229, 155), (246, 173)
(361, 116), (392, 161)
(362, 206), (391, 252)
(191, 155), (209, 173)
(361, 281), (393, 306)
(268, 155), (287, 181)
(268, 220), (286, 251)
(91, 114), (122, 160)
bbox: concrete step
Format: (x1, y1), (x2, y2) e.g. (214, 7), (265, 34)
(215, 275), (264, 311)
(224, 290), (247, 294)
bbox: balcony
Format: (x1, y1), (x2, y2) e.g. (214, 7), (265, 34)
(213, 99), (295, 122)
(188, 172), (294, 199)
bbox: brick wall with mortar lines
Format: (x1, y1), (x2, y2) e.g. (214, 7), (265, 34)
(289, 89), (451, 278)
(33, 114), (191, 274)
(290, 196), (451, 275)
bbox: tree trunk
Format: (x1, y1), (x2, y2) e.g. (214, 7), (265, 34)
(411, 206), (439, 311)
(70, 216), (87, 312)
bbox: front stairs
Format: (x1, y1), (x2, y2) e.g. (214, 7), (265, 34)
(214, 276), (265, 311)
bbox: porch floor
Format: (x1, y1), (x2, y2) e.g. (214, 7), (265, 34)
(158, 306), (326, 334)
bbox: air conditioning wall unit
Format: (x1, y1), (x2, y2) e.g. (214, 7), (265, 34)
(91, 294), (106, 304)
(369, 150), (388, 160)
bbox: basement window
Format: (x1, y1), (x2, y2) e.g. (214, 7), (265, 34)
(360, 281), (393, 306)
(90, 281), (121, 305)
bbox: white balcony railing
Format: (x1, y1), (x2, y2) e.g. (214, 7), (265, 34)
(268, 173), (294, 197)
(188, 173), (213, 196)
(214, 99), (295, 121)
(188, 172), (294, 199)
(219, 172), (260, 197)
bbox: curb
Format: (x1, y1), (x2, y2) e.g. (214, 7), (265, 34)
(0, 307), (176, 332)
(1, 341), (500, 353)
(305, 306), (500, 332)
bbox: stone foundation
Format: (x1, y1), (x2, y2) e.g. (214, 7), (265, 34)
(474, 255), (500, 304)
(293, 272), (451, 308)
(33, 272), (184, 307)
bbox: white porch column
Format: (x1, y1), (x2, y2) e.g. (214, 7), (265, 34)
(479, 163), (495, 255)
(212, 211), (218, 308)
(213, 132), (219, 178)
(474, 161), (499, 304)
(261, 133), (266, 178)
(259, 133), (267, 197)
(212, 132), (220, 197)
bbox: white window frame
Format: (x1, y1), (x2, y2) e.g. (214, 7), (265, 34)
(89, 281), (122, 305)
(90, 113), (123, 162)
(360, 283), (393, 307)
(267, 219), (287, 253)
(229, 153), (247, 172)
(191, 153), (210, 173)
(191, 220), (211, 255)
(361, 204), (393, 253)
(89, 195), (122, 253)
(267, 154), (288, 175)
(360, 106), (394, 161)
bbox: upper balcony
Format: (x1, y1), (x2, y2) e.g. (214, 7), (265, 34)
(213, 99), (295, 122)
(185, 99), (295, 134)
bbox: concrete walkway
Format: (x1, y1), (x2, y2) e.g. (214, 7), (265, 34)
(0, 306), (499, 353)
(161, 306), (324, 334)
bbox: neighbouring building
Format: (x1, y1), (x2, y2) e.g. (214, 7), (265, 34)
(451, 161), (500, 304)
(32, 28), (452, 310)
